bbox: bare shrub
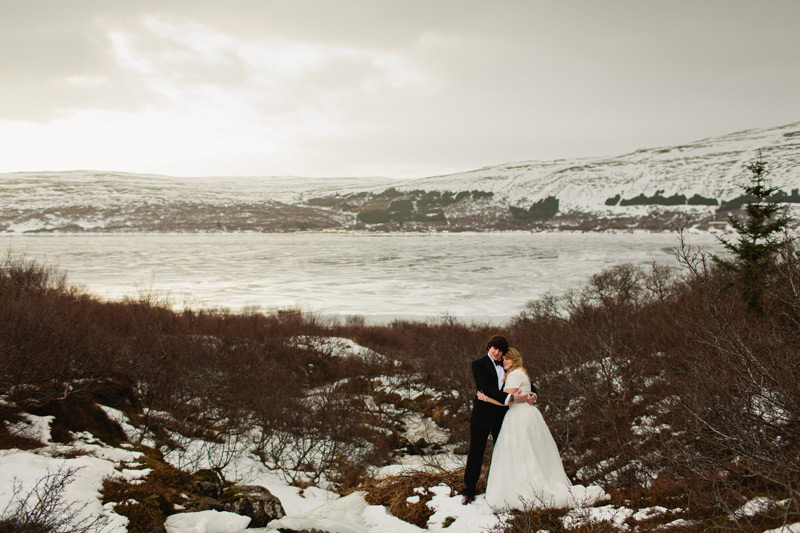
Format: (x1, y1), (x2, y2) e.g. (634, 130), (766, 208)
(0, 254), (120, 406)
(343, 317), (501, 442)
(644, 233), (800, 522)
(501, 236), (798, 523)
(253, 378), (384, 489)
(506, 262), (685, 488)
(0, 465), (109, 533)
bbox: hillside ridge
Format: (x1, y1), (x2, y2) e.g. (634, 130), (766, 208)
(2, 121), (798, 233)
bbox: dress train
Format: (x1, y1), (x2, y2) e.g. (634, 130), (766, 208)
(485, 369), (607, 510)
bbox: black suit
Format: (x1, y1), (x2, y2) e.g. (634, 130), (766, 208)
(463, 354), (537, 498)
(463, 354), (510, 498)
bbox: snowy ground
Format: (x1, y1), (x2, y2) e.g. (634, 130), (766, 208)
(0, 411), (505, 533)
(7, 407), (795, 532)
(2, 339), (796, 532)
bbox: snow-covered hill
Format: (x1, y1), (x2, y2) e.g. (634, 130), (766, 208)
(1, 122), (798, 232)
(384, 121), (800, 212)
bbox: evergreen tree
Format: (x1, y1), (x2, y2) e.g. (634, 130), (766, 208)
(713, 154), (793, 312)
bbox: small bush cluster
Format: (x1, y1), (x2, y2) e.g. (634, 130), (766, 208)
(509, 196), (560, 220)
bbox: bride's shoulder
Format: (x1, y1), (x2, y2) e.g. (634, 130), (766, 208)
(508, 369), (530, 382)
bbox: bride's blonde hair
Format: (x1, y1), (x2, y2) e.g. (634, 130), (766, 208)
(503, 348), (529, 381)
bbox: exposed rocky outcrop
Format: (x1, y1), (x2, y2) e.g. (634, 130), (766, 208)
(183, 482), (285, 528)
(221, 484), (286, 528)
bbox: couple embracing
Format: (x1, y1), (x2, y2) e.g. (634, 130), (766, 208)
(462, 334), (606, 510)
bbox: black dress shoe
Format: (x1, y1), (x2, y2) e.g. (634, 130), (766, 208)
(461, 494), (475, 505)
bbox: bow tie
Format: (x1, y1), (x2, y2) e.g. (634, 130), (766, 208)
(493, 358), (504, 367)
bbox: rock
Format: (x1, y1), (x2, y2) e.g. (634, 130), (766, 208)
(182, 495), (225, 513)
(221, 485), (285, 528)
(192, 468), (225, 499)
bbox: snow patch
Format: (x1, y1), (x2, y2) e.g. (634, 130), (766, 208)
(293, 336), (389, 363)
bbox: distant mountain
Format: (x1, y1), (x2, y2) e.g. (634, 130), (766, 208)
(299, 121), (800, 232)
(386, 121), (800, 210)
(2, 122), (798, 233)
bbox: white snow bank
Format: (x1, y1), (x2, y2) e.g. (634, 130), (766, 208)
(260, 489), (502, 533)
(0, 449), (139, 533)
(165, 510), (251, 533)
(562, 504), (632, 530)
(293, 336), (389, 363)
(5, 413), (54, 443)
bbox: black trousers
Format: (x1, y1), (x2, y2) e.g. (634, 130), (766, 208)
(463, 421), (502, 497)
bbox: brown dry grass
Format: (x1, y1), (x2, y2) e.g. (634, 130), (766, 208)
(360, 467), (467, 528)
(101, 445), (195, 533)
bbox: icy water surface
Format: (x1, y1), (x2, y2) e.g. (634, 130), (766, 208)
(2, 232), (723, 324)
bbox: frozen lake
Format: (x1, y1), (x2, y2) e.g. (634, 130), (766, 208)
(1, 231), (724, 324)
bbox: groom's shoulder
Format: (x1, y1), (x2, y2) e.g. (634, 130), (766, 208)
(471, 355), (487, 366)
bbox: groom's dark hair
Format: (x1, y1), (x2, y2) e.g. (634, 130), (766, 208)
(485, 334), (509, 355)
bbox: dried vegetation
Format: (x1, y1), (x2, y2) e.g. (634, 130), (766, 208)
(1, 218), (798, 530)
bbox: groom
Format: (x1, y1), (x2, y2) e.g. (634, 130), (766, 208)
(462, 334), (535, 505)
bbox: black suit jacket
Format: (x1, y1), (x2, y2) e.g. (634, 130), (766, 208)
(469, 355), (511, 430)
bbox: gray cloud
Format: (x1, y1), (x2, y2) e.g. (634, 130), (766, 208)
(1, 0), (798, 177)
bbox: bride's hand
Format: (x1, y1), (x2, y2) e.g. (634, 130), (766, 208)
(477, 391), (486, 402)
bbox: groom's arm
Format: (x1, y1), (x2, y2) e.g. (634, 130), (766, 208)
(472, 360), (511, 405)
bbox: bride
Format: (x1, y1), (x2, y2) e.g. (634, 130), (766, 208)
(477, 348), (607, 510)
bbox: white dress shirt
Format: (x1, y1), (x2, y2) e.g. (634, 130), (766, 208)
(488, 354), (512, 404)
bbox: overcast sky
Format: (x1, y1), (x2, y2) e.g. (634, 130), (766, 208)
(1, 1), (798, 179)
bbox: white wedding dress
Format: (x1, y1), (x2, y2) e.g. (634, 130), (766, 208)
(485, 369), (607, 510)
